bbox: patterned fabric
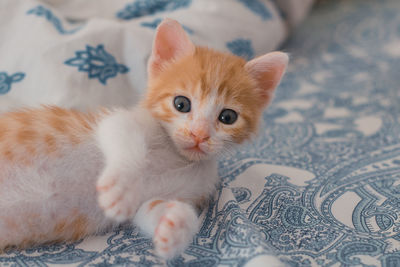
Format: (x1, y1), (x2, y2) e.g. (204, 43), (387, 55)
(64, 44), (130, 85)
(116, 0), (192, 20)
(0, 72), (25, 95)
(268, 0), (400, 265)
(0, 0), (312, 112)
(8, 0), (400, 266)
(236, 0), (273, 20)
(226, 39), (255, 60)
(27, 5), (82, 34)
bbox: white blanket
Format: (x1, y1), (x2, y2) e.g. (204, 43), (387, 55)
(0, 0), (313, 112)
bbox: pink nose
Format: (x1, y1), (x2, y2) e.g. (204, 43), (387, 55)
(190, 131), (210, 143)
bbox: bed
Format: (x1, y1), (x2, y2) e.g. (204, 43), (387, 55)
(1, 0), (399, 266)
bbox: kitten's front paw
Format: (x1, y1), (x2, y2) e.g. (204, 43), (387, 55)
(96, 172), (140, 222)
(153, 201), (199, 259)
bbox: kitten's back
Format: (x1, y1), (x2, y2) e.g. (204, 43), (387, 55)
(0, 106), (102, 165)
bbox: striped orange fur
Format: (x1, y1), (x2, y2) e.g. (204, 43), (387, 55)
(0, 106), (104, 164)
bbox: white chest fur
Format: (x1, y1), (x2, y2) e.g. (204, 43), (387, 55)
(96, 107), (219, 208)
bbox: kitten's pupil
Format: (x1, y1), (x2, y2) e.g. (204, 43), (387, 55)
(174, 96), (191, 113)
(219, 109), (238, 125)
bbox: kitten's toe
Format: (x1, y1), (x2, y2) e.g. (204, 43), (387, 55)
(99, 189), (138, 222)
(97, 175), (119, 208)
(96, 173), (118, 193)
(153, 201), (198, 259)
(97, 174), (139, 222)
(104, 203), (135, 222)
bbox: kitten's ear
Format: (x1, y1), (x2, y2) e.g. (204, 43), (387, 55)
(148, 18), (195, 80)
(245, 52), (289, 106)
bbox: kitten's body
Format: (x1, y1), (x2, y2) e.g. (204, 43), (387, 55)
(0, 107), (109, 247)
(0, 19), (288, 262)
(0, 106), (215, 251)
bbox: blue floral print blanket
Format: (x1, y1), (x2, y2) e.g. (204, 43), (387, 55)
(2, 0), (400, 266)
(0, 0), (312, 113)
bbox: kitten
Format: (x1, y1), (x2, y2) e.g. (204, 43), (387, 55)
(0, 19), (288, 260)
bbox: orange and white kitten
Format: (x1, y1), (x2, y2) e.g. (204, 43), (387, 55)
(0, 19), (288, 260)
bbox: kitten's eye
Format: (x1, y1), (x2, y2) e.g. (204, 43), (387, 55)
(174, 96), (191, 113)
(218, 109), (238, 125)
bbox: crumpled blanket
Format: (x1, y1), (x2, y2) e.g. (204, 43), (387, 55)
(0, 0), (312, 113)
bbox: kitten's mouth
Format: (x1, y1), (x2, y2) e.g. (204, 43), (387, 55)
(184, 144), (205, 154)
(179, 143), (211, 161)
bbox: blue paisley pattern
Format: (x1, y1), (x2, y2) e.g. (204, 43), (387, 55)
(116, 0), (192, 20)
(2, 0), (400, 266)
(0, 72), (25, 94)
(64, 45), (129, 85)
(27, 5), (82, 34)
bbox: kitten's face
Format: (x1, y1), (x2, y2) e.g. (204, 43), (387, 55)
(143, 19), (288, 161)
(146, 48), (266, 161)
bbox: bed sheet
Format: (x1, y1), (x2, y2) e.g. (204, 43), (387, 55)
(2, 0), (400, 266)
(0, 0), (312, 113)
(267, 0), (400, 265)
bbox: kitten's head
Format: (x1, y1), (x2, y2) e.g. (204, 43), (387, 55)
(144, 19), (288, 161)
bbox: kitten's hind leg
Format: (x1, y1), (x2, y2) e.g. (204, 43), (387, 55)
(134, 199), (199, 259)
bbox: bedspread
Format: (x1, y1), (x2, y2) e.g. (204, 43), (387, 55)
(2, 0), (400, 266)
(0, 0), (312, 113)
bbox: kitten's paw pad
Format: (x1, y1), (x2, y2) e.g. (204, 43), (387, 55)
(96, 174), (139, 222)
(153, 202), (198, 259)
